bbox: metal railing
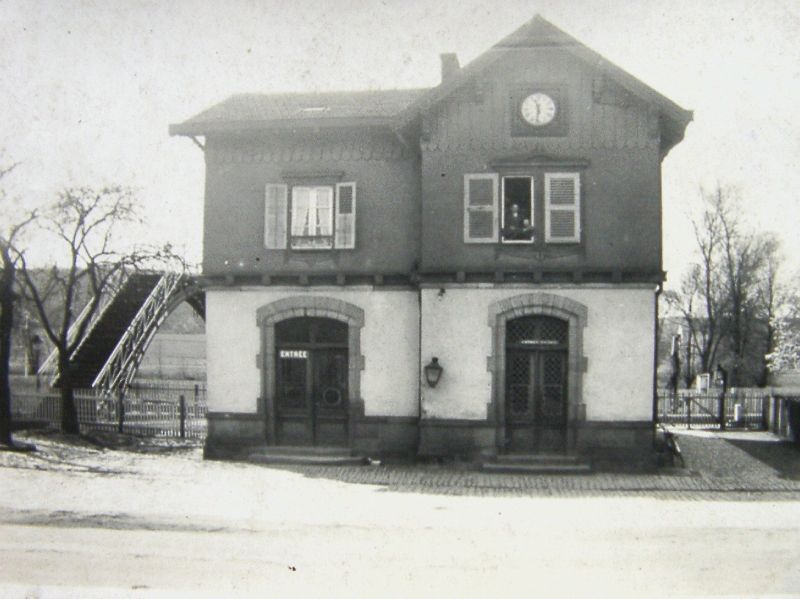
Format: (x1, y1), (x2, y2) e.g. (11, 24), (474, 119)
(37, 280), (123, 385)
(11, 381), (207, 440)
(657, 388), (770, 429)
(93, 272), (183, 393)
(36, 300), (95, 385)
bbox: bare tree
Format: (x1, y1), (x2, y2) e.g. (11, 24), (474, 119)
(665, 185), (787, 388)
(714, 189), (778, 386)
(0, 159), (38, 448)
(0, 159), (36, 447)
(673, 187), (729, 379)
(16, 186), (164, 435)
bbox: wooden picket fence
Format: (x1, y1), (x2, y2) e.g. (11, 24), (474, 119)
(10, 379), (207, 439)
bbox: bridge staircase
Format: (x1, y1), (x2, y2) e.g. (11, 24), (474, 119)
(39, 271), (201, 395)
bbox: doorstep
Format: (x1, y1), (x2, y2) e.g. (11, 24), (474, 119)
(246, 445), (369, 466)
(481, 453), (592, 474)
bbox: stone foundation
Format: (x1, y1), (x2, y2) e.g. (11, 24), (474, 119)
(204, 412), (419, 460)
(352, 416), (418, 458)
(576, 421), (656, 471)
(418, 419), (497, 458)
(204, 413), (657, 470)
(204, 412), (266, 460)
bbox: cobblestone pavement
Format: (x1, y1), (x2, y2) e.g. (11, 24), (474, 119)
(268, 429), (800, 500)
(4, 429), (799, 500)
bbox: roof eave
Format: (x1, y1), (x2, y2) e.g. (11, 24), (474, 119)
(169, 116), (397, 137)
(659, 111), (694, 159)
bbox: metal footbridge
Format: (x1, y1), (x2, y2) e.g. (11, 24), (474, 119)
(38, 272), (205, 395)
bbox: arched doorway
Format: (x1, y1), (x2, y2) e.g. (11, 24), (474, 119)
(274, 317), (349, 446)
(505, 315), (569, 453)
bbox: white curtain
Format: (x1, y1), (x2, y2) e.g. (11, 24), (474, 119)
(292, 186), (333, 241)
(315, 187), (333, 236)
(292, 187), (312, 236)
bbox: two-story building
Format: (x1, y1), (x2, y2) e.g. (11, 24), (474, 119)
(170, 16), (691, 467)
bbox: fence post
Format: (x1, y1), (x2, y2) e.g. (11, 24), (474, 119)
(687, 393), (692, 430)
(716, 365), (728, 431)
(194, 384), (199, 404)
(117, 389), (125, 434)
(774, 397), (781, 436)
(762, 396), (770, 431)
(179, 394), (186, 439)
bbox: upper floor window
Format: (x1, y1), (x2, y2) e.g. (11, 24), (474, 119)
(264, 182), (356, 250)
(463, 172), (580, 244)
(291, 186), (333, 249)
(501, 177), (535, 243)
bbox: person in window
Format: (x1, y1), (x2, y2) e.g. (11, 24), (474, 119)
(503, 203), (534, 241)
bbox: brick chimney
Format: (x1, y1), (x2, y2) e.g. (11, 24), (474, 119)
(440, 53), (460, 84)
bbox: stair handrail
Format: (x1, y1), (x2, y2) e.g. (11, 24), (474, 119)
(67, 277), (129, 364)
(92, 272), (177, 390)
(92, 272), (184, 392)
(91, 273), (171, 391)
(36, 272), (127, 385)
(36, 298), (99, 385)
(116, 276), (204, 393)
(114, 272), (184, 390)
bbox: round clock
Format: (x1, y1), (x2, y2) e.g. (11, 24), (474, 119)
(520, 93), (556, 126)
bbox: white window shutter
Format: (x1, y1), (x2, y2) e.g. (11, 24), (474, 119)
(335, 182), (356, 249)
(464, 174), (499, 243)
(264, 184), (288, 249)
(545, 173), (581, 243)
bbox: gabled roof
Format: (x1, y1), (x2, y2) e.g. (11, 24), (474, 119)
(170, 15), (692, 153)
(396, 15), (693, 154)
(169, 89), (427, 136)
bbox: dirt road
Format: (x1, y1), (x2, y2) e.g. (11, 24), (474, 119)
(0, 433), (798, 597)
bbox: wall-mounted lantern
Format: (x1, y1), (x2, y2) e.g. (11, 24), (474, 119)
(424, 357), (443, 388)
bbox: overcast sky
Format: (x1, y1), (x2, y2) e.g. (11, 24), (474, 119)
(2, 0), (799, 288)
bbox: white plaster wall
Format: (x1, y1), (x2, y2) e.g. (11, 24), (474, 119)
(419, 289), (494, 419)
(580, 288), (656, 420)
(206, 288), (419, 417)
(419, 286), (655, 422)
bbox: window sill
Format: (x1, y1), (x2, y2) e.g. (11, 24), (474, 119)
(465, 240), (581, 248)
(501, 239), (535, 245)
(290, 237), (334, 251)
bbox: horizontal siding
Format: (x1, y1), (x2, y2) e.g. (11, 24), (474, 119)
(203, 131), (420, 276)
(207, 131), (411, 165)
(419, 47), (662, 274)
(423, 47), (658, 154)
(419, 147), (662, 273)
(201, 47), (665, 279)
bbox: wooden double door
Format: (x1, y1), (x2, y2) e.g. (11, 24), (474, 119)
(505, 316), (569, 453)
(275, 318), (349, 446)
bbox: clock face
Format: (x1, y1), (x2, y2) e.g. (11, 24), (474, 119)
(520, 93), (557, 126)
